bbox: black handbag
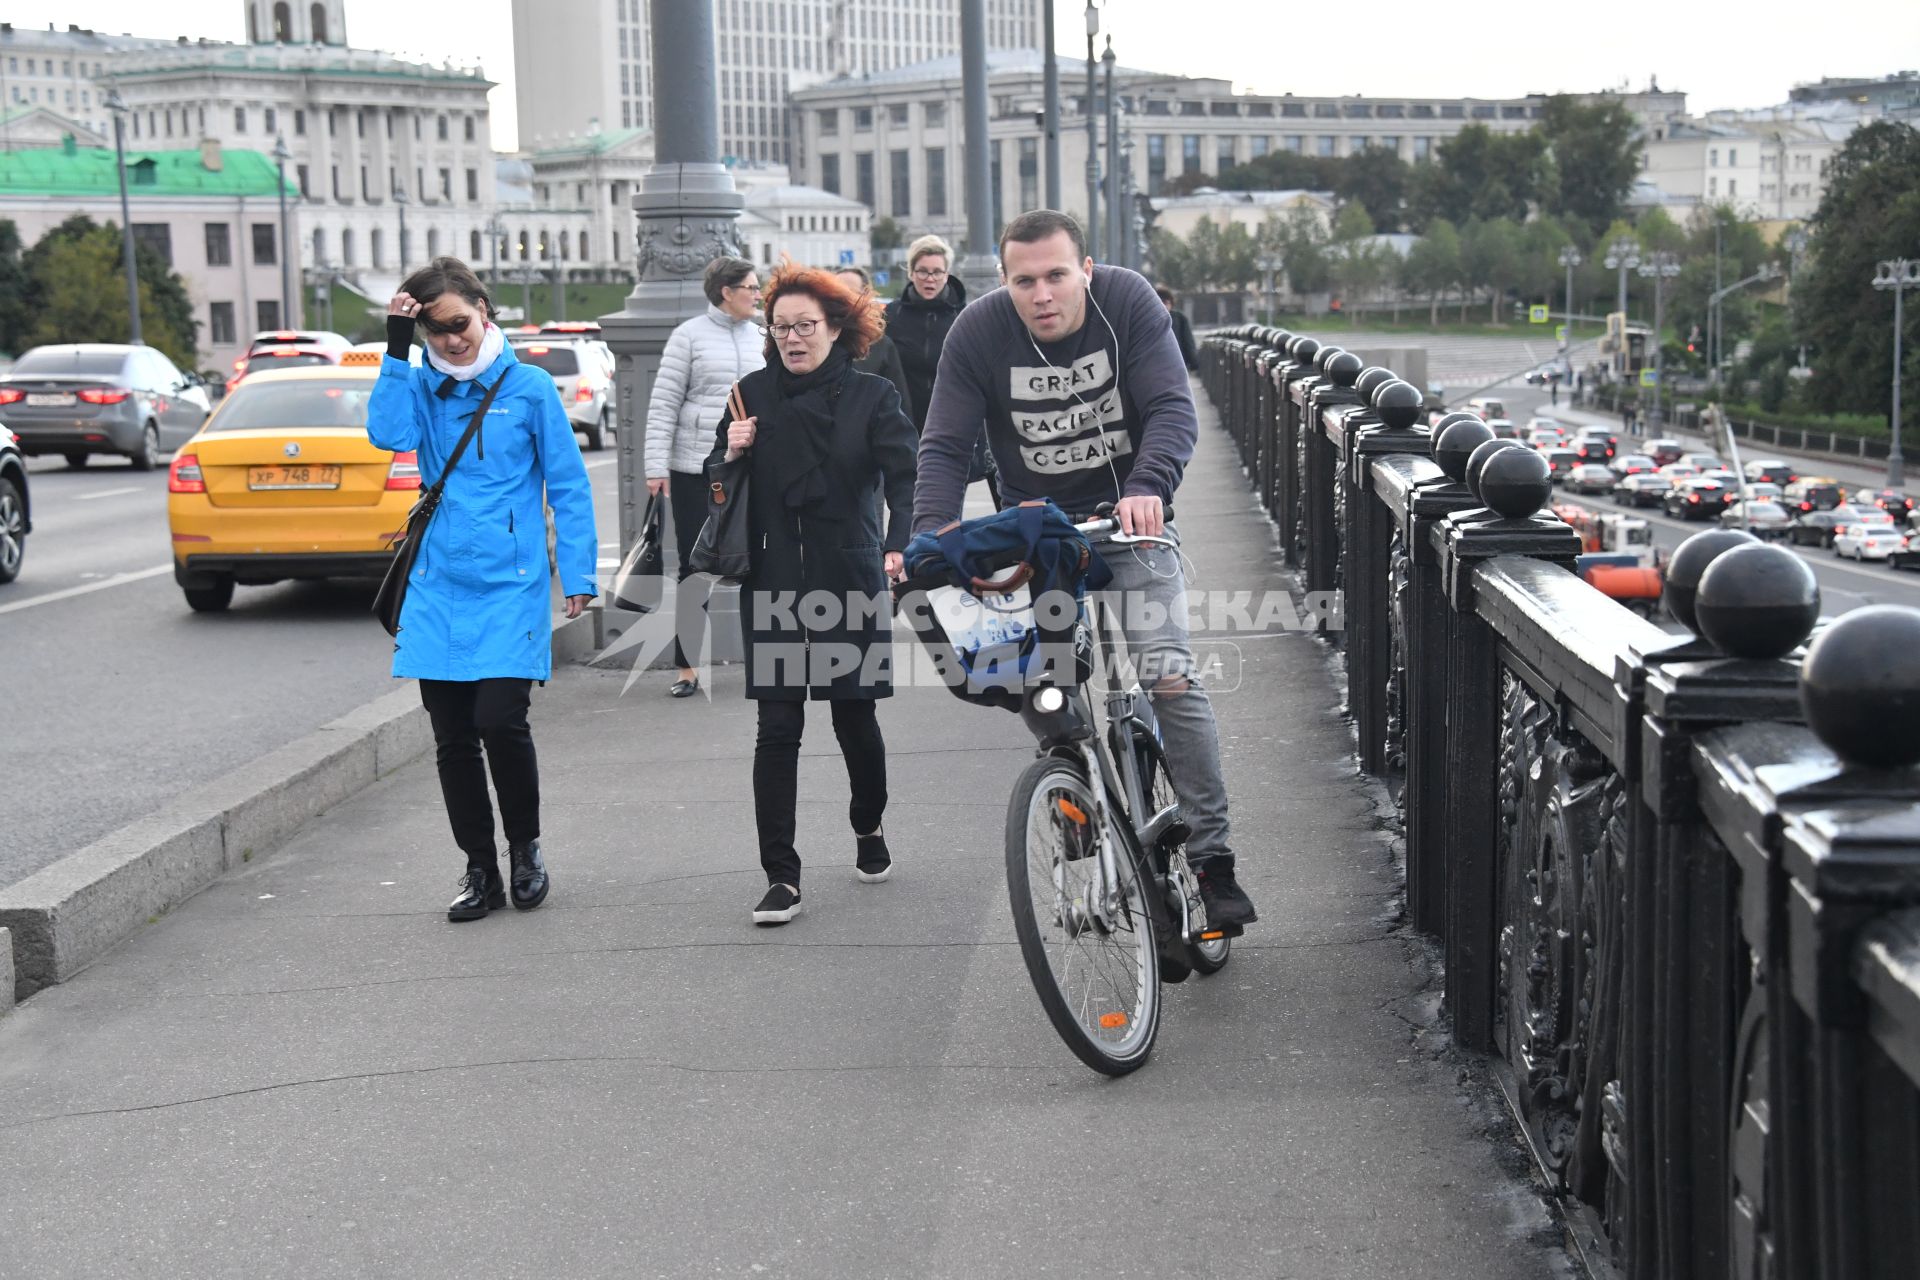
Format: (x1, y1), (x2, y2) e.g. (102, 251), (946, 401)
(609, 492), (666, 612)
(689, 383), (754, 579)
(372, 370), (511, 636)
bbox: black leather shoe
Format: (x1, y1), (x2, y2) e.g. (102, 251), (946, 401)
(448, 865), (505, 922)
(668, 676), (700, 698)
(509, 839), (549, 910)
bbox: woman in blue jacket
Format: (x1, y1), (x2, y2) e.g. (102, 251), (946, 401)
(369, 257), (599, 923)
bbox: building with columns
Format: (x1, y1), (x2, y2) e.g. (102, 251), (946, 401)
(100, 0), (520, 296)
(789, 50), (1573, 249)
(512, 0), (1042, 164)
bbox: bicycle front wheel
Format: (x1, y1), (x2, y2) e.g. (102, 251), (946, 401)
(1005, 754), (1162, 1076)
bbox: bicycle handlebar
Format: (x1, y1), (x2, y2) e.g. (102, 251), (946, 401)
(1072, 500), (1177, 548)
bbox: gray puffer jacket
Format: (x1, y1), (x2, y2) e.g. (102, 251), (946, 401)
(645, 305), (766, 476)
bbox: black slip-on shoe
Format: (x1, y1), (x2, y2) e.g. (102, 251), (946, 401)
(508, 839), (549, 910)
(448, 866), (506, 922)
(855, 830), (892, 883)
(752, 882), (802, 925)
(668, 676), (700, 698)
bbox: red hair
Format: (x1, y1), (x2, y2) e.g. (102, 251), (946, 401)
(760, 261), (885, 361)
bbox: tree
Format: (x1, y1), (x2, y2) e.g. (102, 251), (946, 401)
(1413, 125), (1549, 228)
(1402, 219), (1462, 324)
(1460, 217), (1523, 323)
(1535, 96), (1643, 235)
(1328, 203), (1388, 321)
(1213, 220), (1260, 293)
(869, 216), (904, 252)
(1336, 148), (1411, 233)
(0, 220), (28, 357)
(1148, 226), (1196, 292)
(1206, 150), (1341, 194)
(1277, 205), (1331, 296)
(20, 215), (197, 365)
(1793, 120), (1920, 425)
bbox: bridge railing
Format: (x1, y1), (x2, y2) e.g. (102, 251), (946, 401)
(1201, 325), (1920, 1280)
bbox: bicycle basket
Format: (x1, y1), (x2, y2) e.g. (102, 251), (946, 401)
(894, 573), (1090, 710)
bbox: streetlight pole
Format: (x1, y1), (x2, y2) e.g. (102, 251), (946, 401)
(103, 87), (143, 346)
(1557, 245), (1581, 374)
(484, 214), (503, 290)
(1102, 38), (1118, 266)
(1042, 0), (1060, 210)
(271, 134), (293, 326)
(1638, 250), (1681, 433)
(1706, 261), (1781, 389)
(394, 185), (409, 274)
(1601, 235), (1640, 379)
(1118, 127), (1137, 271)
(1084, 3), (1099, 257)
(1873, 258), (1920, 488)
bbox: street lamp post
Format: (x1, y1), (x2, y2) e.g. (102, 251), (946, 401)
(1601, 235), (1640, 380)
(393, 185), (409, 274)
(1637, 250), (1681, 433)
(1873, 258), (1920, 488)
(1557, 245), (1581, 373)
(1256, 252), (1282, 321)
(1706, 261), (1782, 388)
(1042, 0), (1060, 210)
(1118, 127), (1137, 271)
(270, 134), (293, 326)
(1102, 38), (1119, 266)
(1084, 3), (1100, 258)
(103, 87), (143, 346)
(484, 214), (503, 290)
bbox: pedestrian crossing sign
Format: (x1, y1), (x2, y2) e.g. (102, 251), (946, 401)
(1529, 305), (1550, 324)
(1556, 325), (1567, 342)
(1639, 368), (1658, 387)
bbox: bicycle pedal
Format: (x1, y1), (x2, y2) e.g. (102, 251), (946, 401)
(1193, 923), (1243, 942)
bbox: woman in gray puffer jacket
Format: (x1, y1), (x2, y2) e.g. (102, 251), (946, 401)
(645, 255), (767, 695)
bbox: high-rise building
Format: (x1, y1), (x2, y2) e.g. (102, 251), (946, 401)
(512, 0), (1042, 163)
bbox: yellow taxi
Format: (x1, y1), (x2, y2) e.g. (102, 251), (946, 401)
(167, 351), (417, 612)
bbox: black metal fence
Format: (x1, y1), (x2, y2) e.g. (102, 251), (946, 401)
(1575, 387), (1895, 462)
(1201, 325), (1920, 1280)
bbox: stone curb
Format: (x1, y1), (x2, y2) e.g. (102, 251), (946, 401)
(0, 608), (599, 1002)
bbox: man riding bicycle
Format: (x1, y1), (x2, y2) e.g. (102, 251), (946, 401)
(910, 209), (1256, 929)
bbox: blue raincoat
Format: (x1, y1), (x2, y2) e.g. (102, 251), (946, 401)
(367, 342), (598, 682)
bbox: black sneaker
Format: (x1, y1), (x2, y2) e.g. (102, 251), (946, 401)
(752, 882), (802, 925)
(1196, 863), (1257, 928)
(448, 865), (505, 922)
(855, 829), (892, 883)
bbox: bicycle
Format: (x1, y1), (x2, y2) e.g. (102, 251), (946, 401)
(898, 504), (1234, 1076)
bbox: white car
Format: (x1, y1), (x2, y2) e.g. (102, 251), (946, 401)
(1485, 417), (1519, 439)
(1719, 499), (1793, 538)
(1524, 416), (1565, 438)
(1832, 511), (1907, 561)
(508, 332), (617, 451)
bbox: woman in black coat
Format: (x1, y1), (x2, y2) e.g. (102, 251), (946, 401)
(708, 264), (918, 926)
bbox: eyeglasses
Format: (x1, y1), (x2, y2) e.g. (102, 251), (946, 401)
(730, 281), (763, 293)
(911, 267), (949, 280)
(761, 319), (823, 339)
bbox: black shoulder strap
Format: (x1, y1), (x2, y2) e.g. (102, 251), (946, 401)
(425, 368), (511, 498)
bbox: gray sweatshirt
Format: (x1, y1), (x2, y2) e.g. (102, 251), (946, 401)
(911, 265), (1198, 534)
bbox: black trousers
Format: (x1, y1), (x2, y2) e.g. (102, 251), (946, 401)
(667, 469), (710, 671)
(752, 698), (887, 887)
(419, 678), (538, 867)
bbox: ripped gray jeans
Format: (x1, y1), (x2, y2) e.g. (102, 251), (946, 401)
(1092, 525), (1234, 869)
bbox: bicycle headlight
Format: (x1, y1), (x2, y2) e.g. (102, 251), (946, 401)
(1033, 685), (1067, 714)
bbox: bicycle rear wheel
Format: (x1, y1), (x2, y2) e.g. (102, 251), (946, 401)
(1005, 754), (1162, 1076)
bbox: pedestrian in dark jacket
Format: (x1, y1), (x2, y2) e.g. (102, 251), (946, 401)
(369, 257), (598, 924)
(1154, 283), (1200, 372)
(835, 265), (913, 412)
(708, 264), (918, 926)
(883, 234), (967, 432)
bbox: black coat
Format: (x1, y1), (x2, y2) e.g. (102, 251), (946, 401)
(883, 276), (968, 431)
(708, 360), (918, 701)
(855, 332), (914, 417)
(1169, 308), (1199, 372)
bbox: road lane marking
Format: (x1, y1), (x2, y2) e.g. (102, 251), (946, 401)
(75, 487), (143, 501)
(0, 563), (172, 614)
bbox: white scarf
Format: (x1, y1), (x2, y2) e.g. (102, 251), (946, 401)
(424, 321), (505, 382)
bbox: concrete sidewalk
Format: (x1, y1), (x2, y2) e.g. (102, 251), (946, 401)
(0, 400), (1568, 1279)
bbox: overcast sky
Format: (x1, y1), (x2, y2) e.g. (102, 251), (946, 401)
(12, 0), (1918, 151)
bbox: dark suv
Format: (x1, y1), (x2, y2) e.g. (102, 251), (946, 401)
(0, 422), (31, 583)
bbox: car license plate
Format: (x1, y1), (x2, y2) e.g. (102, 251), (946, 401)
(248, 464), (342, 490)
(25, 393), (75, 406)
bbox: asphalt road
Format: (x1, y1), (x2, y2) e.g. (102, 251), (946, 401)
(1494, 383), (1920, 619)
(0, 442), (625, 889)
